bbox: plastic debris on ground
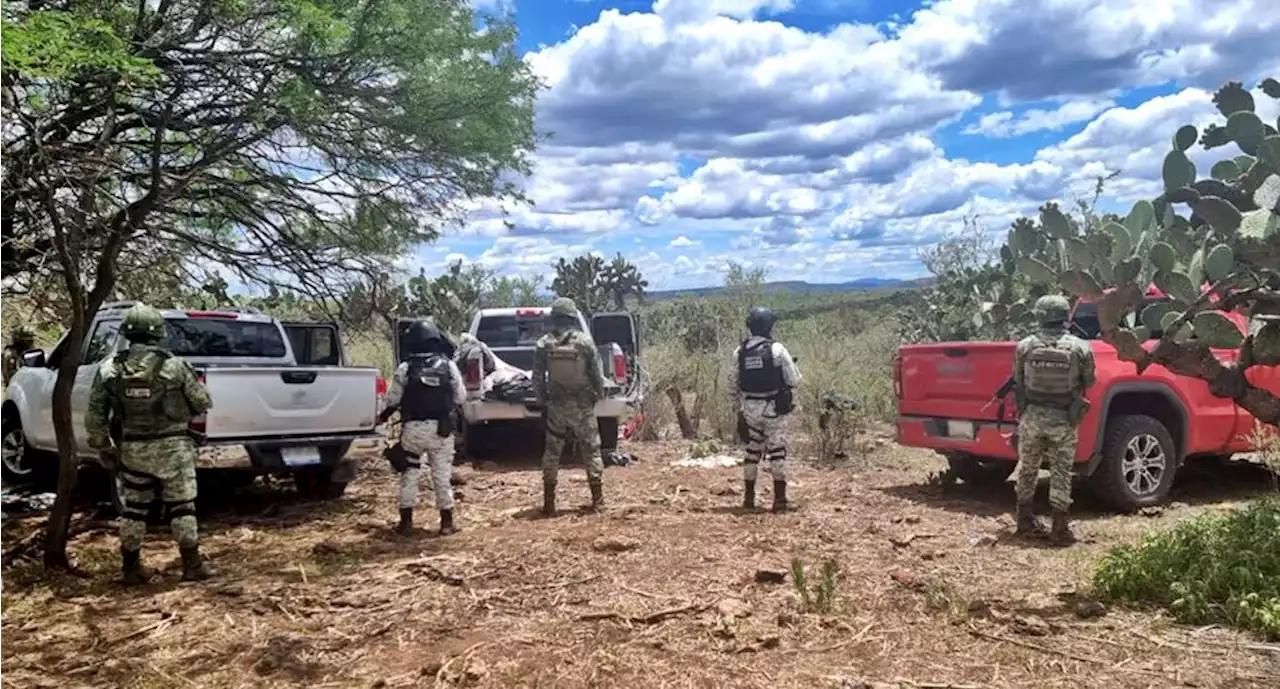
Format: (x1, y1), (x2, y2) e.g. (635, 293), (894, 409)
(1, 489), (57, 519)
(671, 454), (741, 469)
(604, 452), (635, 467)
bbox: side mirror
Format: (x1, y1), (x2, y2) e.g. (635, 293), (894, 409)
(22, 349), (45, 368)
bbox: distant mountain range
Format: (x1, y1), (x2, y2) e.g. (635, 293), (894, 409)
(648, 277), (924, 299)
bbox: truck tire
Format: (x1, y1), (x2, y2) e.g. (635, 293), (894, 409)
(597, 417), (620, 452)
(947, 454), (1016, 486)
(1087, 414), (1177, 512)
(1, 413), (55, 488)
(294, 466), (348, 500)
(462, 421), (493, 460)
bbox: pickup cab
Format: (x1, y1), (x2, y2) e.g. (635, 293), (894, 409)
(392, 308), (643, 459)
(1, 302), (382, 498)
(894, 292), (1280, 511)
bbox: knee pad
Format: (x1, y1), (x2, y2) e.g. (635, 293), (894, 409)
(165, 500), (197, 520)
(766, 446), (786, 462)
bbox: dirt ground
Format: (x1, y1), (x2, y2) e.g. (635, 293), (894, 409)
(3, 432), (1279, 689)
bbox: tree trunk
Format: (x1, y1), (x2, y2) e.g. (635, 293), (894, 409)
(42, 321), (87, 570)
(665, 387), (696, 440)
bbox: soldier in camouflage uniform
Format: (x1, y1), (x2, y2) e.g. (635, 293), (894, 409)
(2, 328), (35, 386)
(728, 307), (802, 512)
(378, 320), (466, 536)
(532, 297), (606, 516)
(1012, 294), (1096, 546)
(85, 304), (215, 584)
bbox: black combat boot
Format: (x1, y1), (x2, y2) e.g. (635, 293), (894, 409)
(120, 548), (150, 586)
(542, 483), (556, 517)
(742, 480), (756, 509)
(1049, 508), (1076, 546)
(439, 509), (457, 536)
(179, 546), (215, 581)
(1015, 502), (1048, 538)
(396, 507), (414, 536)
(588, 481), (604, 510)
(771, 480), (789, 513)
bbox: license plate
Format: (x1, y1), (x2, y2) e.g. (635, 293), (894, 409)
(281, 446), (321, 467)
(946, 420), (976, 440)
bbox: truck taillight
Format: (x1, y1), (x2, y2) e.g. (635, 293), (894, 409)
(376, 376), (388, 396)
(465, 358), (482, 389)
(612, 346), (627, 383)
(892, 354), (903, 398)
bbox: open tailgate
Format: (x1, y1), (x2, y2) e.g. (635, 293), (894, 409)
(200, 366), (380, 440)
(897, 341), (1018, 421)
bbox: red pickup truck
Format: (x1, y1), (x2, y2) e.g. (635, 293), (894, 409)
(893, 292), (1280, 512)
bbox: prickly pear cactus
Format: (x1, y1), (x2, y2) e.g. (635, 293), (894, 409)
(1001, 78), (1280, 425)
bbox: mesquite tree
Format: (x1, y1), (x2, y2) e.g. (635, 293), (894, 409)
(1, 0), (541, 569)
(1001, 78), (1280, 426)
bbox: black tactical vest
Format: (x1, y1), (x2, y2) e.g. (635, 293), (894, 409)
(738, 336), (784, 398)
(400, 354), (453, 422)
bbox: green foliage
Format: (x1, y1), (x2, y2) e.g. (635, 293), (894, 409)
(1093, 498), (1280, 640)
(790, 557), (842, 614)
(550, 253), (648, 317)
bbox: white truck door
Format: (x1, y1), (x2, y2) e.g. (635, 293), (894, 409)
(71, 318), (124, 454)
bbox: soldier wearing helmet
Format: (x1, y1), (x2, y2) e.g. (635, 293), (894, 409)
(727, 306), (802, 513)
(84, 303), (214, 584)
(1011, 294), (1096, 545)
(2, 327), (35, 386)
(531, 297), (607, 515)
(378, 319), (466, 536)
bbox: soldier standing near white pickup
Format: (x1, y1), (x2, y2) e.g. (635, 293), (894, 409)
(728, 307), (802, 513)
(378, 320), (466, 536)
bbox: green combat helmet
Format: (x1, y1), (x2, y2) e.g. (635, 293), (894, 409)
(1033, 294), (1070, 326)
(120, 303), (167, 343)
(550, 297), (579, 320)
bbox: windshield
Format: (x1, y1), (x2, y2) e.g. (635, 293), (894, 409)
(1071, 297), (1169, 340)
(474, 314), (579, 347)
(164, 318), (288, 358)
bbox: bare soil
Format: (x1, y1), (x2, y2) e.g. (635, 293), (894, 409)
(3, 431), (1279, 689)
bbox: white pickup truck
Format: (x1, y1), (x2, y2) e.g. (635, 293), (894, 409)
(392, 308), (643, 459)
(1, 302), (382, 499)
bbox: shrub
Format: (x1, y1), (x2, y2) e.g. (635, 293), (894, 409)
(1093, 498), (1280, 640)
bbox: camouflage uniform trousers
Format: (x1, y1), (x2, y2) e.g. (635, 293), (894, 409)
(741, 399), (789, 482)
(1014, 405), (1077, 511)
(398, 420), (454, 511)
(542, 396), (602, 486)
(115, 436), (200, 551)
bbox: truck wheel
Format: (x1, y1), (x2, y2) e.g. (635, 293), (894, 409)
(294, 466), (348, 500)
(597, 417), (620, 452)
(946, 454), (1016, 486)
(1, 414), (54, 488)
(1088, 414), (1177, 512)
(463, 423), (492, 460)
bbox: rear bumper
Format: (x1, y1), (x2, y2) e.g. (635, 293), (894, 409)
(896, 415), (1096, 467)
(462, 397), (632, 423)
(196, 432), (380, 471)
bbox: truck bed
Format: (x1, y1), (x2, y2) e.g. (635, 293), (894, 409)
(200, 365), (380, 441)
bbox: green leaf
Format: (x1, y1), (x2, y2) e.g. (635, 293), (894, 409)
(1008, 301), (1028, 321)
(1011, 223), (1038, 256)
(1124, 200), (1156, 239)
(1148, 242), (1177, 273)
(1239, 208), (1280, 239)
(1060, 270), (1103, 299)
(1160, 310), (1184, 334)
(1194, 196), (1243, 234)
(972, 311), (986, 330)
(1041, 205), (1073, 239)
(1254, 173), (1280, 213)
(1154, 270), (1198, 304)
(1192, 311), (1245, 349)
(1016, 257), (1058, 285)
(1129, 326), (1152, 342)
(1186, 247), (1205, 286)
(1210, 159), (1241, 181)
(1104, 223), (1132, 261)
(1114, 257), (1142, 285)
(1161, 151), (1196, 192)
(1235, 155), (1257, 171)
(1259, 136), (1280, 173)
(1173, 124), (1198, 152)
(1064, 237), (1094, 268)
(1142, 301), (1173, 331)
(1226, 111), (1265, 155)
(1204, 244), (1235, 282)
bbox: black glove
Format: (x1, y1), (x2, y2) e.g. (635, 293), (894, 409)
(774, 388), (794, 415)
(736, 413), (750, 443)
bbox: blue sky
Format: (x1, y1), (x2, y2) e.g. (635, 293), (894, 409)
(402, 0), (1280, 291)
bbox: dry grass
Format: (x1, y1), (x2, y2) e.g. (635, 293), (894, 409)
(4, 431), (1279, 689)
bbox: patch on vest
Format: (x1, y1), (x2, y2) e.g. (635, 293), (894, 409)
(124, 387), (153, 399)
(547, 349), (577, 360)
(1027, 359), (1071, 371)
(743, 355), (764, 370)
(418, 373), (442, 387)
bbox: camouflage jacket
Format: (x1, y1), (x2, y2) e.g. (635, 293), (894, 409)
(1012, 328), (1096, 416)
(532, 329), (605, 405)
(86, 345), (212, 449)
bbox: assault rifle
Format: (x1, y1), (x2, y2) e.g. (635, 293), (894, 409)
(981, 375), (1019, 449)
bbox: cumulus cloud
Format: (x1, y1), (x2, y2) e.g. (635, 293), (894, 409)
(963, 98), (1116, 138)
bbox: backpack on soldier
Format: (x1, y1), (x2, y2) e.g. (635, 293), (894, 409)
(545, 333), (590, 391)
(1022, 337), (1078, 408)
(111, 350), (190, 438)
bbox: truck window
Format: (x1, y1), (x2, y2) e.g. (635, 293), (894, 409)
(474, 314), (579, 347)
(164, 318), (288, 358)
(285, 324), (340, 365)
(83, 320), (122, 364)
(1072, 298), (1170, 341)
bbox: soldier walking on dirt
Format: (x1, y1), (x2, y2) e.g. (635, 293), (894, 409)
(728, 307), (802, 513)
(85, 304), (215, 584)
(1012, 294), (1096, 546)
(2, 327), (35, 386)
(378, 320), (466, 536)
(532, 297), (607, 516)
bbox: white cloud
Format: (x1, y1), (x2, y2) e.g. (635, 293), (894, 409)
(963, 98), (1115, 138)
(669, 235), (700, 247)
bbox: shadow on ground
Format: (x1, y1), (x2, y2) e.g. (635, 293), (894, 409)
(877, 456), (1276, 521)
